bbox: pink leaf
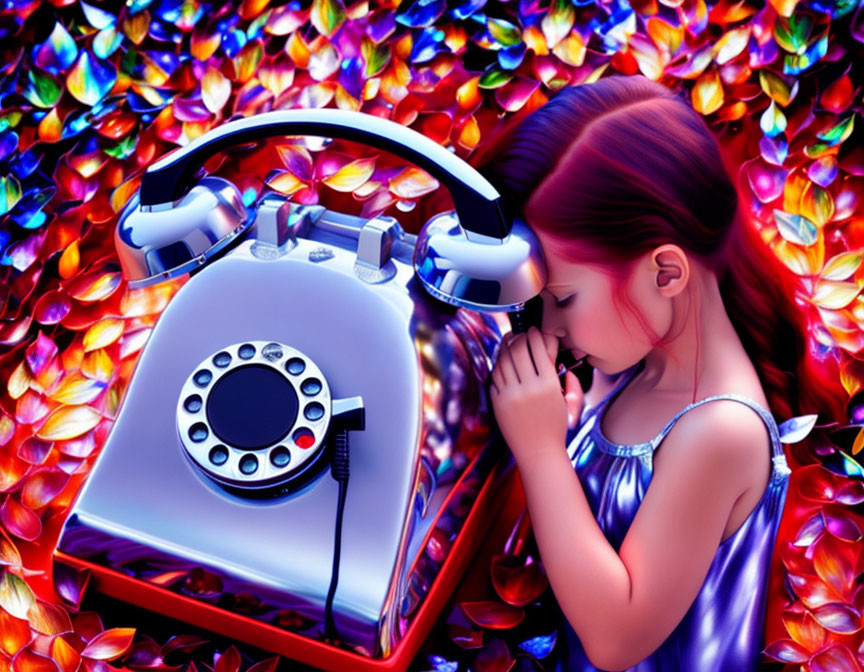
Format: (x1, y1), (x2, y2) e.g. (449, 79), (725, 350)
(81, 628), (135, 660)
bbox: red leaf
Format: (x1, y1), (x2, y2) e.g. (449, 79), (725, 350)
(808, 643), (862, 672)
(490, 554), (548, 607)
(822, 506), (863, 543)
(72, 612), (104, 643)
(1, 497), (42, 541)
(763, 638), (809, 663)
(81, 629), (136, 661)
(124, 639), (163, 668)
(813, 534), (856, 599)
(448, 624), (485, 650)
(810, 602), (863, 635)
(246, 657), (279, 672)
(503, 511), (532, 558)
(11, 647), (60, 672)
(473, 638), (514, 672)
(213, 647), (240, 672)
(782, 605), (828, 652)
(21, 469), (70, 510)
(460, 602), (525, 630)
(17, 439), (52, 466)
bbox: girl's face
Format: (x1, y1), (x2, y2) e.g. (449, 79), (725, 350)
(536, 235), (674, 376)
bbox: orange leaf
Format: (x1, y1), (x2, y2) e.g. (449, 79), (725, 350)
(51, 637), (80, 672)
(0, 610), (31, 657)
(27, 600), (73, 636)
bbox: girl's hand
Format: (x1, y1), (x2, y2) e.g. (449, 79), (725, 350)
(490, 326), (585, 467)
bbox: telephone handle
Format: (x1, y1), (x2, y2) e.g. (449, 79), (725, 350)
(138, 109), (512, 241)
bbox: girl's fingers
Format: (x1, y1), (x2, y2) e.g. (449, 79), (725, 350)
(527, 327), (554, 377)
(563, 370), (585, 427)
(508, 333), (538, 377)
(541, 332), (559, 362)
(496, 341), (519, 385)
(491, 358), (505, 388)
(503, 343), (522, 384)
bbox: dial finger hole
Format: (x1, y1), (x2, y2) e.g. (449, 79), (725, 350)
(239, 454), (258, 474)
(304, 402), (325, 421)
(209, 445), (228, 465)
(270, 446), (291, 467)
(184, 395), (202, 413)
(213, 351), (232, 367)
(189, 423), (208, 442)
(301, 378), (322, 396)
(194, 369), (212, 387)
(292, 427), (315, 449)
(286, 358), (305, 375)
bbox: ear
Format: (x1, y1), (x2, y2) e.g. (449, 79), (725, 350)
(651, 244), (688, 296)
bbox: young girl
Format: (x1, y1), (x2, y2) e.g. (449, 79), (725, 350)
(472, 75), (844, 671)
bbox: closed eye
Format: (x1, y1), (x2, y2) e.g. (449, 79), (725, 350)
(556, 294), (575, 307)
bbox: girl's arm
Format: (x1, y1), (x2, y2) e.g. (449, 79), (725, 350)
(491, 328), (769, 671)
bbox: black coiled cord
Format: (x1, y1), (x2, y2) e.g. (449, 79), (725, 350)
(323, 428), (349, 642)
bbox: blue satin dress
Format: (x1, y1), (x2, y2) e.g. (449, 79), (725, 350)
(551, 358), (793, 672)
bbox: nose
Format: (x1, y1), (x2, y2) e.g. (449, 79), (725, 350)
(539, 295), (567, 340)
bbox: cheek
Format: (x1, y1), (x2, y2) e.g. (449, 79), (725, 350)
(623, 281), (673, 346)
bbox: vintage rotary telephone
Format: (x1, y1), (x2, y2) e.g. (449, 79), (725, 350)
(61, 109), (587, 658)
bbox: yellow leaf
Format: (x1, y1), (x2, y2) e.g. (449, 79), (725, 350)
(821, 249), (864, 281)
(37, 405), (102, 441)
(83, 318), (125, 353)
(82, 348), (115, 382)
(646, 17), (683, 55)
(390, 166), (439, 199)
(714, 26), (750, 64)
(321, 157), (376, 192)
(0, 571), (36, 619)
(811, 279), (861, 310)
(691, 69), (724, 115)
(801, 182), (834, 228)
(8, 361), (32, 401)
(552, 33), (586, 67)
(48, 373), (107, 405)
(759, 69), (795, 106)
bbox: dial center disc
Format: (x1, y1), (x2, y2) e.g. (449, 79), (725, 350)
(206, 364), (299, 449)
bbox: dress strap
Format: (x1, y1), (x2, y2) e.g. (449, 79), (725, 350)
(651, 394), (786, 462)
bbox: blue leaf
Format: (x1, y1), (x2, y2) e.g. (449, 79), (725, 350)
(777, 414), (818, 444)
(518, 631), (557, 659)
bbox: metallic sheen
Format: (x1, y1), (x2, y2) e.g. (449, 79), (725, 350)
(552, 358), (791, 672)
(115, 176), (249, 288)
(57, 195), (505, 659)
(413, 212), (547, 311)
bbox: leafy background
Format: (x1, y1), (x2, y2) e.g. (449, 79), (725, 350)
(0, 0), (863, 669)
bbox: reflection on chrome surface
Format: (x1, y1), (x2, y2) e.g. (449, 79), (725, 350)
(57, 197), (510, 658)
